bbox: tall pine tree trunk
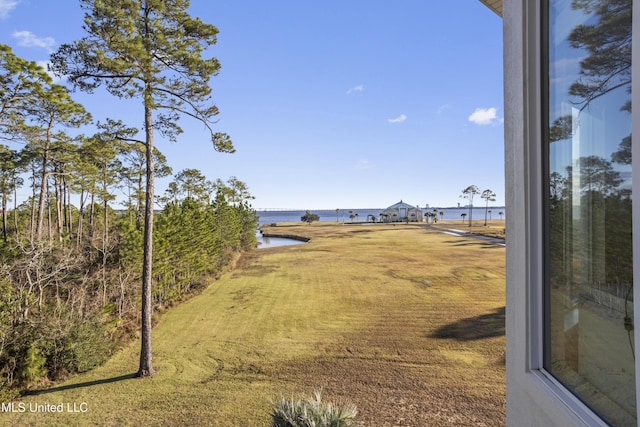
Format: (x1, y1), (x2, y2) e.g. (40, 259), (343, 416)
(138, 98), (155, 378)
(55, 174), (63, 241)
(1, 191), (7, 243)
(102, 171), (108, 306)
(35, 132), (51, 242)
(89, 192), (95, 240)
(47, 180), (53, 242)
(77, 188), (85, 247)
(64, 176), (71, 235)
(136, 172), (143, 230)
(14, 185), (19, 241)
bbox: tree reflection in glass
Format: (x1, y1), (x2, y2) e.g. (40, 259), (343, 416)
(545, 0), (634, 425)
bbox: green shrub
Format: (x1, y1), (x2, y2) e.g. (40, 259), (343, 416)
(19, 344), (47, 386)
(271, 390), (360, 427)
(63, 318), (111, 373)
(43, 316), (111, 378)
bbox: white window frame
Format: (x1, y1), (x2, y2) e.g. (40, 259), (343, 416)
(633, 0), (640, 414)
(505, 0), (640, 425)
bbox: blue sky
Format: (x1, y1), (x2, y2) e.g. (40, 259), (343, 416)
(1, 0), (504, 210)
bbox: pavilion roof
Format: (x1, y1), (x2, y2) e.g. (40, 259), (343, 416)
(385, 200), (419, 210)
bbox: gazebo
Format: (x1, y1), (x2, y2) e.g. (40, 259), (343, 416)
(380, 200), (423, 223)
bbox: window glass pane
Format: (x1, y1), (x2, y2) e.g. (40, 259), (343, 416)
(545, 0), (634, 425)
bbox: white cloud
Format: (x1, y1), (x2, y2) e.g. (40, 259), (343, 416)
(12, 30), (56, 52)
(346, 84), (364, 95)
(387, 114), (407, 124)
(468, 107), (499, 125)
(355, 159), (373, 170)
(0, 0), (19, 19)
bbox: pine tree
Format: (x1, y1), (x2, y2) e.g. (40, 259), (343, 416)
(21, 85), (90, 243)
(0, 44), (51, 140)
(0, 145), (21, 242)
(51, 0), (234, 377)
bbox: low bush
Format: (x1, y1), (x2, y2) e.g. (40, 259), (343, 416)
(270, 390), (360, 427)
(18, 344), (47, 388)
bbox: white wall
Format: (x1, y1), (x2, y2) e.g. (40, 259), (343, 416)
(504, 0), (608, 425)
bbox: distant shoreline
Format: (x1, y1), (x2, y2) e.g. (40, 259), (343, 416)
(255, 207), (507, 212)
(256, 207), (507, 225)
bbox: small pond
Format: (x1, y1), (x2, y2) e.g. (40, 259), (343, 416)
(255, 231), (306, 249)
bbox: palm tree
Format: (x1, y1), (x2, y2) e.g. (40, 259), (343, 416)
(439, 211), (444, 222)
(488, 210), (492, 220)
(355, 213), (360, 222)
(461, 213), (467, 224)
(499, 211), (504, 220)
(336, 208), (340, 222)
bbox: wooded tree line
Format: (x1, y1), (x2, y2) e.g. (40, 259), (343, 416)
(0, 123), (257, 392)
(548, 152), (632, 291)
(547, 0), (633, 295)
(0, 0), (255, 393)
(0, 126), (257, 393)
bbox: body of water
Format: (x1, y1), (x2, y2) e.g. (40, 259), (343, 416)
(257, 207), (506, 225)
(255, 232), (306, 249)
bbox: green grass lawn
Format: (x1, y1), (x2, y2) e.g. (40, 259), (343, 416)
(3, 223), (505, 426)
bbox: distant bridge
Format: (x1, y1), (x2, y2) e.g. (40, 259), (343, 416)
(255, 208), (310, 211)
(254, 208), (305, 211)
(255, 207), (382, 212)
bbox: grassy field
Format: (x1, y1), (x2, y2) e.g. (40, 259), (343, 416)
(3, 222), (505, 426)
